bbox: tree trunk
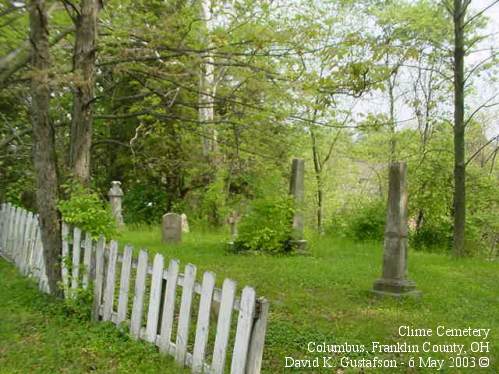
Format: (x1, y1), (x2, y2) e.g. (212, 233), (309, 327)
(199, 0), (217, 158)
(29, 0), (62, 296)
(388, 68), (398, 162)
(310, 128), (324, 234)
(69, 0), (99, 184)
(452, 0), (466, 256)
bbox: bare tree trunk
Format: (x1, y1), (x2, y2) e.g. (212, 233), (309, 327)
(452, 0), (467, 256)
(69, 0), (99, 184)
(199, 0), (217, 158)
(29, 0), (62, 296)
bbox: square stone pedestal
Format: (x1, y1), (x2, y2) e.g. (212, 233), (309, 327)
(289, 239), (307, 252)
(372, 278), (421, 298)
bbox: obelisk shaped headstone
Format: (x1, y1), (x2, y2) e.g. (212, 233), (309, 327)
(289, 158), (307, 251)
(162, 213), (182, 244)
(373, 162), (420, 297)
(108, 181), (124, 228)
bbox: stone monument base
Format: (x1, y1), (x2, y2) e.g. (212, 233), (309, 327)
(372, 278), (421, 298)
(289, 239), (307, 252)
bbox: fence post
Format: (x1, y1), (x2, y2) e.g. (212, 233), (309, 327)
(246, 298), (270, 374)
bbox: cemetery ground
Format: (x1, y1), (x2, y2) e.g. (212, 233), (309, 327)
(121, 227), (499, 372)
(1, 227), (498, 373)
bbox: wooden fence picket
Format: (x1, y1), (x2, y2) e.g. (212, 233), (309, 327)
(20, 212), (33, 275)
(130, 250), (148, 339)
(92, 236), (106, 320)
(158, 259), (180, 354)
(175, 264), (197, 365)
(211, 278), (237, 374)
(71, 227), (82, 292)
(103, 240), (118, 321)
(13, 208), (21, 263)
(230, 287), (256, 374)
(145, 253), (165, 343)
(82, 232), (93, 289)
(116, 244), (133, 325)
(61, 223), (70, 297)
(246, 298), (270, 374)
(192, 271), (216, 373)
(27, 216), (39, 274)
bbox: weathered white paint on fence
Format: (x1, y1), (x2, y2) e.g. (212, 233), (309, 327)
(158, 259), (180, 354)
(246, 298), (270, 374)
(117, 244), (133, 325)
(212, 278), (237, 374)
(19, 210), (27, 268)
(21, 212), (33, 276)
(92, 236), (106, 320)
(13, 208), (21, 265)
(31, 218), (42, 280)
(103, 240), (119, 321)
(231, 286), (256, 373)
(71, 227), (82, 292)
(82, 232), (93, 289)
(175, 263), (197, 365)
(130, 250), (148, 339)
(192, 271), (216, 373)
(61, 223), (70, 298)
(145, 253), (164, 343)
(0, 203), (270, 373)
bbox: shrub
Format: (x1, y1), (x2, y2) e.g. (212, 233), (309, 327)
(410, 223), (452, 252)
(329, 198), (386, 241)
(233, 196), (295, 254)
(58, 184), (117, 239)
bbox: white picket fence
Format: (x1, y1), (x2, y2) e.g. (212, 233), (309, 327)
(0, 202), (269, 373)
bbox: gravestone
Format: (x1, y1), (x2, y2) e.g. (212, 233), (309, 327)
(372, 162), (420, 297)
(181, 213), (189, 233)
(289, 158), (307, 251)
(108, 181), (124, 228)
(227, 210), (241, 240)
(162, 213), (182, 244)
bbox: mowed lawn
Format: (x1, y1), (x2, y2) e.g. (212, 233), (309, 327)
(0, 259), (187, 374)
(120, 227), (499, 373)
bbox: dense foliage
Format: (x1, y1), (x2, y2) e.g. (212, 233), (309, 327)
(58, 184), (118, 239)
(233, 196), (295, 254)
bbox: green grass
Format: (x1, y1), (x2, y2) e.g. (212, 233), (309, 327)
(118, 226), (499, 373)
(1, 227), (498, 373)
(0, 258), (187, 374)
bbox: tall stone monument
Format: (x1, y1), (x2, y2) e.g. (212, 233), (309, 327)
(108, 181), (124, 228)
(162, 213), (182, 244)
(372, 162), (420, 297)
(289, 158), (307, 251)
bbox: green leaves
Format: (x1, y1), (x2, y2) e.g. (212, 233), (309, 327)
(58, 184), (118, 239)
(234, 195), (295, 254)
